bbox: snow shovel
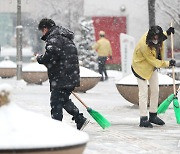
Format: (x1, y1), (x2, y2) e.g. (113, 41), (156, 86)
(72, 91), (111, 129)
(157, 21), (176, 114)
(157, 93), (174, 114)
(173, 97), (180, 124)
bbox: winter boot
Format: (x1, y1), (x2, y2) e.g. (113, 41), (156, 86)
(77, 118), (90, 130)
(105, 76), (108, 80)
(73, 114), (89, 130)
(139, 116), (153, 128)
(149, 112), (165, 125)
(100, 76), (104, 81)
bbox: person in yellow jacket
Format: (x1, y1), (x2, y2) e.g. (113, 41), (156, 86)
(131, 25), (175, 128)
(92, 31), (112, 81)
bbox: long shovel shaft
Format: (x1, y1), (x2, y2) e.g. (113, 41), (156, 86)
(170, 21), (176, 95)
(72, 91), (88, 108)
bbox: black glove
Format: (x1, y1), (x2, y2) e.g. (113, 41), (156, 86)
(109, 56), (112, 60)
(169, 59), (176, 67)
(166, 27), (175, 35)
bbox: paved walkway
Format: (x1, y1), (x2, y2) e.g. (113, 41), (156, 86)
(80, 79), (180, 154)
(1, 76), (180, 154)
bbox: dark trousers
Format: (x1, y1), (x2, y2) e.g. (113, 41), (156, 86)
(50, 88), (84, 123)
(98, 56), (108, 77)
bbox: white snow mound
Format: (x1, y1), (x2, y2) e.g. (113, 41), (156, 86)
(22, 62), (47, 72)
(0, 102), (89, 149)
(80, 66), (101, 77)
(116, 73), (180, 85)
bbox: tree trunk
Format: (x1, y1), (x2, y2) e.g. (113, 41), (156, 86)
(148, 0), (156, 28)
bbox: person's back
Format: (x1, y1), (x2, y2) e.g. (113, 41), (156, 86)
(92, 30), (112, 81)
(96, 37), (112, 57)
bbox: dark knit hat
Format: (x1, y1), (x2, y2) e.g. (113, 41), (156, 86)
(146, 25), (167, 46)
(38, 18), (56, 30)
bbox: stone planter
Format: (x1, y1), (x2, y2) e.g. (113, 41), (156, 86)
(74, 77), (100, 92)
(22, 62), (48, 85)
(0, 57), (16, 78)
(74, 66), (101, 92)
(0, 145), (86, 154)
(0, 102), (89, 154)
(116, 73), (180, 105)
(22, 72), (48, 85)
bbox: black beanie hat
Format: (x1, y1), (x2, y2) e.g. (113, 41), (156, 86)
(38, 18), (56, 30)
(146, 25), (167, 46)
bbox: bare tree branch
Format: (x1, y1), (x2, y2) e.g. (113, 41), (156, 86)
(156, 0), (180, 37)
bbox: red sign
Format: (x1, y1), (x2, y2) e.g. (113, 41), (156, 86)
(92, 16), (126, 64)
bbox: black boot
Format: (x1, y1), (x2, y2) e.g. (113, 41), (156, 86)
(139, 116), (153, 128)
(73, 114), (89, 130)
(149, 112), (165, 125)
(100, 76), (104, 81)
(105, 76), (108, 80)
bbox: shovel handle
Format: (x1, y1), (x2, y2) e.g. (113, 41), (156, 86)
(71, 91), (88, 108)
(170, 21), (176, 95)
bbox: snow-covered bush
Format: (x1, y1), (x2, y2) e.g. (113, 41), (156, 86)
(76, 18), (98, 71)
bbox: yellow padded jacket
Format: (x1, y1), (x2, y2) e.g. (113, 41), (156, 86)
(132, 32), (170, 80)
(92, 37), (112, 57)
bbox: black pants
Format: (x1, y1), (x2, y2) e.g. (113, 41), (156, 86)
(50, 87), (84, 123)
(98, 56), (108, 77)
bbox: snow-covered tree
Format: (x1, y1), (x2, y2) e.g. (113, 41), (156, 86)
(75, 18), (98, 71)
(156, 0), (180, 50)
(21, 0), (84, 54)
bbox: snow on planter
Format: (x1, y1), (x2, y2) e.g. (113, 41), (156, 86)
(74, 66), (101, 92)
(160, 68), (180, 81)
(116, 73), (180, 105)
(22, 62), (48, 85)
(0, 57), (16, 78)
(0, 84), (89, 154)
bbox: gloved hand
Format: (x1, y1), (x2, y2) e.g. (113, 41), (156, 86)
(34, 53), (39, 59)
(169, 59), (176, 67)
(166, 27), (175, 35)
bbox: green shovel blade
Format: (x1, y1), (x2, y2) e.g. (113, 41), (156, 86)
(87, 108), (111, 129)
(157, 94), (174, 114)
(173, 98), (180, 124)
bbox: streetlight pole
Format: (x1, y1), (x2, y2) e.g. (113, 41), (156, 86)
(16, 0), (23, 80)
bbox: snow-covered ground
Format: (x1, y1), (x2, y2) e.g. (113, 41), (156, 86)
(0, 70), (180, 153)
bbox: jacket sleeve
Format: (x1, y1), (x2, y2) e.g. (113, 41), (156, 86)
(108, 41), (112, 56)
(37, 37), (63, 65)
(141, 45), (169, 68)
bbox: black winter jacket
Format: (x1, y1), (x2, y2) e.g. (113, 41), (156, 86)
(37, 26), (80, 91)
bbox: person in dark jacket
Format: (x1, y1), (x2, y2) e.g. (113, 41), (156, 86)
(36, 18), (89, 130)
